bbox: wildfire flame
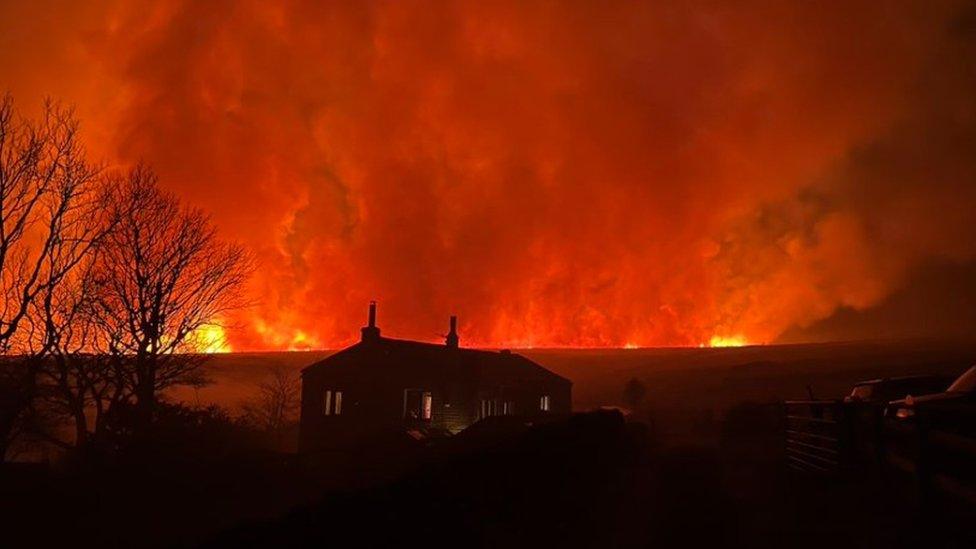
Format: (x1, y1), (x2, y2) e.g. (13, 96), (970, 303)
(253, 320), (322, 351)
(707, 335), (749, 348)
(190, 324), (232, 354)
(3, 2), (974, 351)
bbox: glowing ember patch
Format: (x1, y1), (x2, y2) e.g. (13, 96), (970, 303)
(288, 330), (318, 351)
(253, 320), (322, 351)
(190, 324), (232, 353)
(623, 342), (639, 349)
(708, 335), (748, 348)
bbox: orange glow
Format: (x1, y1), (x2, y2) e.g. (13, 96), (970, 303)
(708, 335), (749, 348)
(253, 320), (322, 351)
(2, 2), (974, 350)
(189, 324), (232, 354)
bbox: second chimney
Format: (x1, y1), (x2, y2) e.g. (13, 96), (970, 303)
(446, 315), (459, 348)
(361, 300), (381, 342)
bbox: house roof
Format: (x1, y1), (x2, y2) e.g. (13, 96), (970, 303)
(302, 336), (571, 385)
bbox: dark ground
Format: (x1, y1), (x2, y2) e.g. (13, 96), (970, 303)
(4, 339), (976, 548)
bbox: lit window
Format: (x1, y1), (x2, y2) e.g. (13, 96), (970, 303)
(323, 389), (343, 416)
(481, 399), (497, 419)
(404, 389), (432, 421)
(422, 392), (432, 420)
(540, 395), (550, 411)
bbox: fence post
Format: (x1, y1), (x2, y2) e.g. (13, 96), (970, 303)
(914, 412), (937, 540)
(838, 401), (852, 475)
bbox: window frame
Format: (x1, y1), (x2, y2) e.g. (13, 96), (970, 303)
(403, 388), (433, 422)
(322, 388), (344, 416)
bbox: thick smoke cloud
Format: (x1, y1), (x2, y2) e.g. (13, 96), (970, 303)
(2, 0), (974, 349)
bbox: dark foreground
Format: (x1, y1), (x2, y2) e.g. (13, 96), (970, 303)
(3, 408), (973, 548)
(210, 410), (967, 549)
(5, 340), (976, 548)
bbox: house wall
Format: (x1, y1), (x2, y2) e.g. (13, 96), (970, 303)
(300, 363), (481, 452)
(473, 379), (572, 419)
(300, 368), (412, 452)
(299, 350), (572, 453)
(430, 385), (478, 434)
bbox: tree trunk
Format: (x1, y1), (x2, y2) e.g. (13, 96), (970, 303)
(135, 381), (155, 431)
(72, 404), (88, 448)
(0, 409), (17, 461)
(0, 363), (39, 462)
(134, 356), (157, 435)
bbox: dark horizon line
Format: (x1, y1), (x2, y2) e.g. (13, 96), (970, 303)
(205, 335), (976, 355)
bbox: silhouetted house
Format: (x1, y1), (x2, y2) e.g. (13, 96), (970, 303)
(299, 302), (572, 453)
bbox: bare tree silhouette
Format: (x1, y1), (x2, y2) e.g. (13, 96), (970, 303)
(30, 207), (117, 448)
(89, 165), (252, 433)
(241, 366), (300, 449)
(0, 95), (104, 458)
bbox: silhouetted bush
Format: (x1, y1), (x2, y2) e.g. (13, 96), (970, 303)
(74, 401), (266, 468)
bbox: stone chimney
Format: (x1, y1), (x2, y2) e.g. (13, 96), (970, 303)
(446, 315), (459, 348)
(361, 301), (381, 343)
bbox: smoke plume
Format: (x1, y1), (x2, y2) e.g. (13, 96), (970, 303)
(2, 0), (975, 348)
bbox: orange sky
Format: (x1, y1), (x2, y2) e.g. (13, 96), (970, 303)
(2, 0), (975, 350)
